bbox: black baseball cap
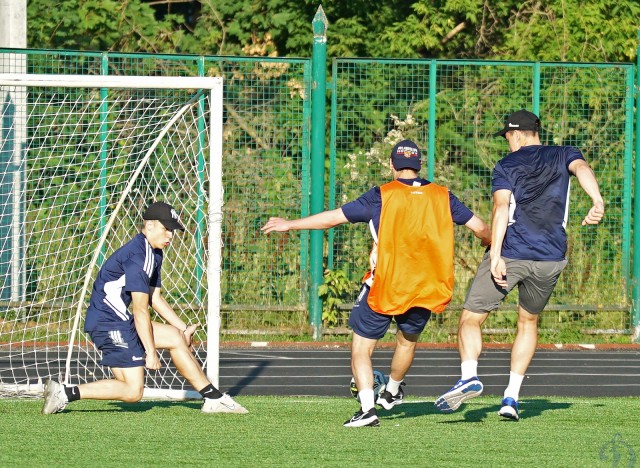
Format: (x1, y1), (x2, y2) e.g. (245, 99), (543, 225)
(390, 139), (421, 171)
(494, 109), (541, 137)
(142, 201), (185, 231)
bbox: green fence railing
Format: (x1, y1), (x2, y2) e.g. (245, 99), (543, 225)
(1, 39), (638, 342)
(328, 58), (635, 341)
(0, 49), (314, 336)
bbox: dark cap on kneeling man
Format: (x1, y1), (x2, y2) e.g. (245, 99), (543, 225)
(143, 201), (185, 231)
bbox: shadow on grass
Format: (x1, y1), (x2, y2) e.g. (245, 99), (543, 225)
(68, 400), (198, 413)
(378, 400), (442, 420)
(464, 398), (571, 422)
(110, 400), (194, 412)
(378, 398), (572, 423)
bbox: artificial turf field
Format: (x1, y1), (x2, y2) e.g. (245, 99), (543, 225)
(1, 396), (638, 467)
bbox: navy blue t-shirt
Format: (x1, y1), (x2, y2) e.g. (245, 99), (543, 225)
(84, 233), (163, 332)
(341, 178), (474, 232)
(492, 145), (584, 261)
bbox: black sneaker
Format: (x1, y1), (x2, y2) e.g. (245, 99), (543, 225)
(343, 407), (380, 427)
(377, 382), (405, 410)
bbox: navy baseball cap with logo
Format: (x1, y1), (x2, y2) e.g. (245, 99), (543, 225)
(494, 109), (541, 138)
(390, 139), (422, 171)
(143, 201), (185, 231)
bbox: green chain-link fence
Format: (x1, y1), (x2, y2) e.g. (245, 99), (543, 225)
(0, 49), (637, 342)
(329, 58), (634, 342)
(0, 49), (313, 338)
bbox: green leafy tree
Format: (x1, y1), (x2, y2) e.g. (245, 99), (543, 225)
(27, 0), (183, 52)
(27, 0), (638, 62)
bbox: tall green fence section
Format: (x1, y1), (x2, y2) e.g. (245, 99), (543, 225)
(329, 58), (634, 340)
(0, 49), (637, 341)
(0, 49), (313, 336)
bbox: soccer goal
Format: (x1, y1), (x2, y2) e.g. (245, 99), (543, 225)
(0, 74), (223, 399)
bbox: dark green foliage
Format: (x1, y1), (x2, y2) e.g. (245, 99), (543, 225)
(318, 268), (354, 327)
(27, 0), (638, 62)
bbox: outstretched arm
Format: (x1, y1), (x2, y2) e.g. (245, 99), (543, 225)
(569, 159), (604, 226)
(261, 208), (349, 234)
(489, 189), (511, 288)
(464, 214), (491, 247)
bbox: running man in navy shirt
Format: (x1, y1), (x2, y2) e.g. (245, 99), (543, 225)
(436, 110), (604, 420)
(262, 140), (490, 427)
(43, 202), (248, 414)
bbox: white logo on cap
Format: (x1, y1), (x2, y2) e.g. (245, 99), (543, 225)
(171, 209), (178, 220)
(396, 146), (419, 158)
(508, 123), (520, 128)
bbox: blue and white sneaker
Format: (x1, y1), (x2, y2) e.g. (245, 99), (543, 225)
(498, 397), (519, 421)
(435, 377), (484, 413)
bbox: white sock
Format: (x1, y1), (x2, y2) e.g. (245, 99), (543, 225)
(460, 360), (478, 380)
(386, 377), (402, 396)
(358, 389), (375, 412)
(503, 372), (525, 401)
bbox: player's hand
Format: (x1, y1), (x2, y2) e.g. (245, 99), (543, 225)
(490, 256), (508, 289)
(183, 323), (200, 351)
(582, 201), (604, 226)
(145, 352), (161, 370)
(261, 217), (291, 234)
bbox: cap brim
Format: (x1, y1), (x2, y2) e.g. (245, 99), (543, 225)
(493, 127), (508, 138)
(159, 219), (185, 231)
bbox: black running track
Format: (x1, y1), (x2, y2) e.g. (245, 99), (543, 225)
(2, 345), (639, 398)
(217, 345), (640, 398)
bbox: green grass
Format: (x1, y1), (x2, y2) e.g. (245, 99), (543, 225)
(1, 396), (639, 467)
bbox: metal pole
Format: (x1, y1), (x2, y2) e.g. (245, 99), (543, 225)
(532, 62), (541, 116)
(427, 60), (436, 181)
(0, 0), (26, 302)
(632, 29), (640, 342)
(309, 6), (328, 340)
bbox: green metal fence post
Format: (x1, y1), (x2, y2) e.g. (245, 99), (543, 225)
(532, 62), (541, 115)
(427, 60), (436, 181)
(633, 29), (640, 342)
(309, 6), (328, 340)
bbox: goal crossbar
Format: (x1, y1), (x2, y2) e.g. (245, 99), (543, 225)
(0, 74), (222, 90)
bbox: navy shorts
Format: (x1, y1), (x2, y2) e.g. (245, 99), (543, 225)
(348, 284), (432, 340)
(88, 328), (146, 368)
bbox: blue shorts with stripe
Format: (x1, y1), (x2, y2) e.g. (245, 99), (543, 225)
(348, 284), (432, 340)
(89, 327), (146, 368)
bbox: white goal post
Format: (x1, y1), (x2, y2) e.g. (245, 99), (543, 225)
(0, 74), (223, 399)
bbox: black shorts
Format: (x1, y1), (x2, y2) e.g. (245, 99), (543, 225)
(348, 284), (432, 339)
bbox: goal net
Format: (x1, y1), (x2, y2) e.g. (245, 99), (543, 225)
(0, 74), (223, 399)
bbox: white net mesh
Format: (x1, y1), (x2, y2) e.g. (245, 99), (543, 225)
(0, 77), (218, 397)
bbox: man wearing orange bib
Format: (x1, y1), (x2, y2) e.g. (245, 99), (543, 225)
(262, 140), (490, 427)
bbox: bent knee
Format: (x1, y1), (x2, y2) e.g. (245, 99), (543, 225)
(459, 310), (487, 326)
(121, 386), (144, 403)
(164, 327), (188, 349)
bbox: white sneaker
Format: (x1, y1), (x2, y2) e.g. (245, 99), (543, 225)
(42, 379), (69, 414)
(435, 377), (483, 413)
(201, 393), (248, 414)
